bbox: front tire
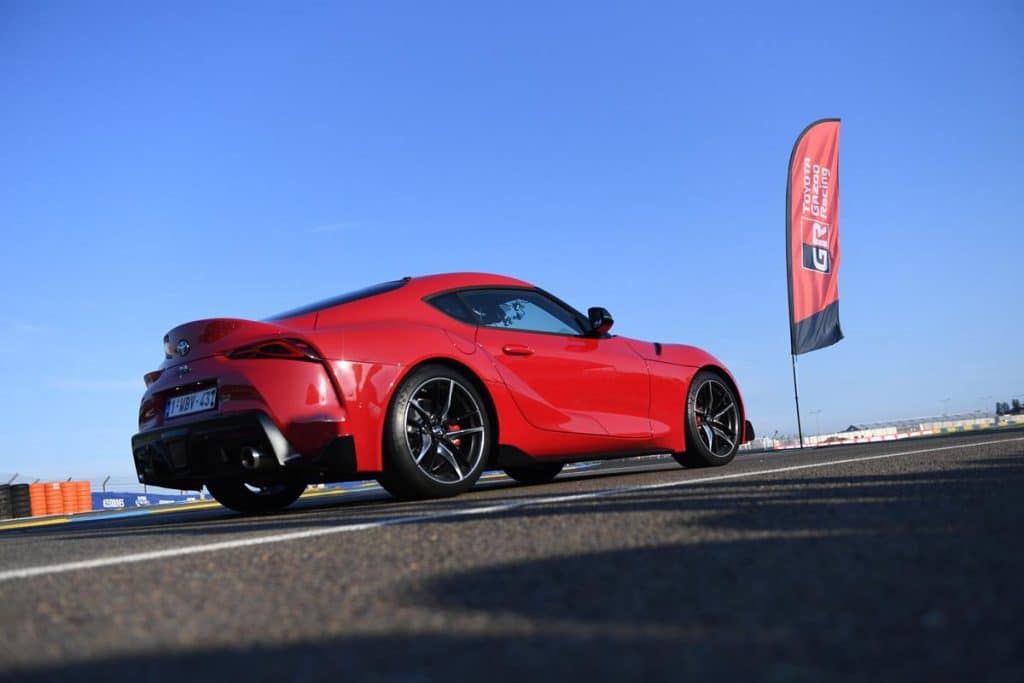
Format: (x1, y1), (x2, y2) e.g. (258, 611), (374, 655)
(503, 462), (564, 485)
(672, 370), (741, 468)
(206, 479), (306, 514)
(378, 364), (492, 500)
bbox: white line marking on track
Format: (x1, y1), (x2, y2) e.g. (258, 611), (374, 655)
(1, 436), (1021, 583)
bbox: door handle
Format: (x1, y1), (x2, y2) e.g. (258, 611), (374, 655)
(502, 344), (534, 356)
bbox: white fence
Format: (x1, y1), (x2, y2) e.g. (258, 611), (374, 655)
(741, 413), (1024, 452)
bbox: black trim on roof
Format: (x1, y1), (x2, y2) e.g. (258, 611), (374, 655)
(267, 279), (409, 321)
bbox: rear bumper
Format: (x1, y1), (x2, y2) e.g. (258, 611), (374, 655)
(131, 411), (357, 490)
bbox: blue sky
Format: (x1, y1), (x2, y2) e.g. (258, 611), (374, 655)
(1, 1), (1021, 479)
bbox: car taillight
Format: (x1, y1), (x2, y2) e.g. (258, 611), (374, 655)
(139, 398), (158, 423)
(144, 370), (163, 387)
(227, 338), (322, 361)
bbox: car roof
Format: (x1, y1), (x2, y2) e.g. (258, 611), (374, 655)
(270, 272), (540, 326)
(401, 272), (534, 297)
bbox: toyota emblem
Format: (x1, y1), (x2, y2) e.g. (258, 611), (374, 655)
(175, 339), (191, 357)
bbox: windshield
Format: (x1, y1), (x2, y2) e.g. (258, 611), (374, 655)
(266, 279), (408, 321)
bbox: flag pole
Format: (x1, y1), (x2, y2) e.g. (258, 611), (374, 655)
(790, 354), (804, 448)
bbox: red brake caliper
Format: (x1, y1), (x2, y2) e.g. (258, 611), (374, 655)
(448, 424), (462, 447)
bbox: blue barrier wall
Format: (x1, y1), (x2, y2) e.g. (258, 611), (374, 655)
(91, 491), (204, 511)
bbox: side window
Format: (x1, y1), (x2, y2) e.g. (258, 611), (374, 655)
(427, 292), (477, 324)
(460, 289), (585, 336)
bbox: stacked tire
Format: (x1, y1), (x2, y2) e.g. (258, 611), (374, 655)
(74, 481), (91, 512)
(28, 484), (46, 516)
(61, 482), (76, 513)
(0, 485), (11, 521)
(10, 485), (32, 519)
(44, 483), (64, 516)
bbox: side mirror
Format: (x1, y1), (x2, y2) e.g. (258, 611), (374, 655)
(587, 307), (614, 336)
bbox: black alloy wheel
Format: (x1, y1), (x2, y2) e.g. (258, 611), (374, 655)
(673, 370), (742, 468)
(379, 364), (491, 500)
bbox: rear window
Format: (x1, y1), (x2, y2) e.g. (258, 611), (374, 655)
(267, 279), (408, 321)
(426, 292), (478, 324)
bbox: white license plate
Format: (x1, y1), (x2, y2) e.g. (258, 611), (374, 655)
(165, 387), (217, 418)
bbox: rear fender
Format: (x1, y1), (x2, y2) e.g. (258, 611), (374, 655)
(319, 322), (501, 472)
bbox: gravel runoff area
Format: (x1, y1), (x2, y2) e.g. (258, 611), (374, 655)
(0, 430), (1022, 682)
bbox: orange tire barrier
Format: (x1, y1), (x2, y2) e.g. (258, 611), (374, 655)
(29, 483), (46, 517)
(75, 480), (92, 513)
(44, 482), (65, 516)
(61, 482), (77, 514)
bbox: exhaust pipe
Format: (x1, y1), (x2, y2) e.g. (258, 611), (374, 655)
(239, 447), (271, 471)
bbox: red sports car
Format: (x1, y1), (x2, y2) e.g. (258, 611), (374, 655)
(132, 273), (753, 512)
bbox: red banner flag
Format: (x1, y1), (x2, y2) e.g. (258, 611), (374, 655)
(787, 119), (843, 355)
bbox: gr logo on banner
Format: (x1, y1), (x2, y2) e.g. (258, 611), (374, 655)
(800, 219), (832, 273)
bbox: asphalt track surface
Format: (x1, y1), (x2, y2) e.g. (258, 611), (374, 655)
(1, 430), (1023, 682)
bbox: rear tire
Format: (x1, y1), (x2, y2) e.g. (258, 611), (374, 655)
(673, 370), (741, 468)
(378, 364), (491, 500)
(206, 479), (306, 514)
(503, 462), (564, 485)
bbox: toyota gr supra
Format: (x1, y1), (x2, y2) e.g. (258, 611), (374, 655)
(132, 273), (754, 512)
